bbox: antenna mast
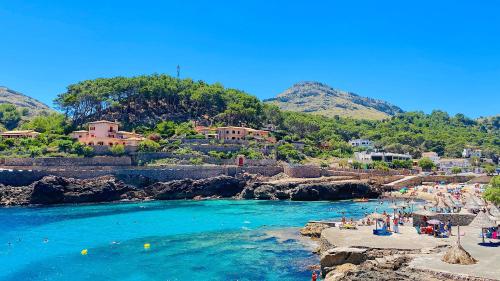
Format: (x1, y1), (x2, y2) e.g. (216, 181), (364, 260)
(176, 65), (180, 79)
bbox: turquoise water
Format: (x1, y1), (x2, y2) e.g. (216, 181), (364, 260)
(0, 199), (396, 281)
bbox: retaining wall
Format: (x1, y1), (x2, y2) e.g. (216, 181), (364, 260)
(283, 164), (322, 178)
(390, 175), (476, 189)
(0, 156), (132, 167)
(0, 165), (283, 186)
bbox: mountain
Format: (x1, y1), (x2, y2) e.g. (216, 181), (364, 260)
(263, 81), (404, 120)
(0, 86), (54, 117)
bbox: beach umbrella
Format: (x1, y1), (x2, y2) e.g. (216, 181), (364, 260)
(427, 219), (441, 225)
(471, 196), (486, 207)
(366, 212), (385, 220)
(441, 243), (477, 265)
(436, 198), (450, 213)
(469, 210), (497, 243)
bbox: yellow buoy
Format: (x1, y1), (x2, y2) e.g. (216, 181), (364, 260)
(81, 249), (88, 255)
(143, 243), (151, 249)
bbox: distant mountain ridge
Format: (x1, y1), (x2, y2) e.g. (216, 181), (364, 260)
(0, 86), (54, 117)
(264, 81), (404, 120)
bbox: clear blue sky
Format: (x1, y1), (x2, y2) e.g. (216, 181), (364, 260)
(1, 1), (499, 118)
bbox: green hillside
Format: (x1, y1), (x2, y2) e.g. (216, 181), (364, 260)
(52, 74), (499, 158)
(264, 81), (403, 120)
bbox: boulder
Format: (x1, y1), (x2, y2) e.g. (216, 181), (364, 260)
(320, 247), (367, 274)
(300, 222), (330, 238)
(30, 175), (135, 204)
(324, 263), (358, 281)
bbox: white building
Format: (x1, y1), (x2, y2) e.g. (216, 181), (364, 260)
(349, 139), (373, 149)
(354, 151), (412, 163)
(421, 152), (440, 164)
(462, 148), (482, 158)
(439, 158), (471, 173)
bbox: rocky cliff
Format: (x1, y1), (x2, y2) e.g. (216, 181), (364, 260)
(0, 175), (382, 206)
(0, 86), (54, 117)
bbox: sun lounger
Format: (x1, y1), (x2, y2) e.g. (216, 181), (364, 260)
(340, 224), (357, 230)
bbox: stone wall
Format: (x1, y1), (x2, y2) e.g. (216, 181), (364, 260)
(283, 164), (322, 178)
(187, 144), (242, 153)
(240, 165), (283, 177)
(390, 175), (476, 189)
(413, 213), (476, 227)
(1, 156), (132, 167)
(132, 152), (277, 166)
(92, 145), (137, 155)
(0, 165), (283, 186)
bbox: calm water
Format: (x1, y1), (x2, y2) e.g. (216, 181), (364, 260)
(0, 199), (397, 281)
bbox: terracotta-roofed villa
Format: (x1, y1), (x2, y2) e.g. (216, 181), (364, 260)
(70, 120), (145, 147)
(195, 125), (275, 142)
(0, 130), (40, 139)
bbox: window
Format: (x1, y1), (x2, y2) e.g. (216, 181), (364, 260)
(226, 131), (229, 134)
(232, 130), (235, 134)
(232, 137), (235, 139)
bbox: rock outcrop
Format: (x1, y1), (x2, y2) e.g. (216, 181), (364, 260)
(238, 180), (380, 201)
(0, 175), (247, 206)
(320, 247), (367, 274)
(1, 174), (381, 206)
(300, 222), (330, 238)
(143, 176), (246, 200)
(0, 175), (136, 206)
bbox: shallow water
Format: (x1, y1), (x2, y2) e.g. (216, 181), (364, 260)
(0, 199), (398, 280)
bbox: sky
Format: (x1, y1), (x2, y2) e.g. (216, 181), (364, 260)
(1, 0), (499, 118)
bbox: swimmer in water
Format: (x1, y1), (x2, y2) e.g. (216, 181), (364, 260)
(43, 238), (49, 243)
(111, 241), (120, 245)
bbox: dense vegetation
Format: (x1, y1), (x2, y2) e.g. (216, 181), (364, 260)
(483, 176), (500, 204)
(1, 74), (499, 162)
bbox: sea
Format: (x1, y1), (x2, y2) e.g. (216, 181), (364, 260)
(0, 199), (399, 281)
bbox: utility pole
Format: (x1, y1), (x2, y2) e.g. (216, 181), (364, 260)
(176, 65), (180, 79)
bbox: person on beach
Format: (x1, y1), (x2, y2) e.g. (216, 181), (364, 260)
(446, 220), (452, 236)
(341, 216), (346, 226)
(393, 217), (399, 233)
(311, 271), (318, 281)
(386, 215), (391, 231)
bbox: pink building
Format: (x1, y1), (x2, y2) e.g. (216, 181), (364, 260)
(216, 126), (275, 142)
(70, 120), (144, 147)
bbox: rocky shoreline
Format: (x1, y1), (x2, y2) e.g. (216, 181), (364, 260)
(0, 174), (382, 206)
(300, 222), (496, 281)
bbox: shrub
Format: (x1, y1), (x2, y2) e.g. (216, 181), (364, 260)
(72, 142), (94, 157)
(451, 166), (462, 174)
(277, 143), (304, 163)
(373, 161), (390, 171)
(110, 144), (126, 156)
(351, 161), (363, 169)
(138, 140), (160, 152)
(418, 157), (435, 171)
(484, 164), (496, 175)
(189, 157), (204, 165)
